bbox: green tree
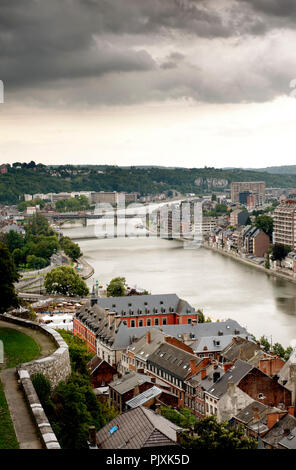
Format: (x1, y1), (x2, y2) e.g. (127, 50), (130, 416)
(26, 255), (47, 270)
(260, 335), (271, 352)
(2, 230), (24, 253)
(272, 343), (285, 358)
(255, 215), (273, 238)
(44, 266), (89, 297)
(12, 248), (25, 267)
(33, 236), (59, 261)
(24, 213), (54, 237)
(284, 346), (293, 361)
(160, 406), (196, 429)
(271, 244), (291, 265)
(197, 309), (205, 323)
(106, 276), (126, 297)
(264, 253), (270, 269)
(60, 237), (82, 261)
(31, 373), (51, 404)
(179, 415), (257, 449)
(0, 242), (20, 314)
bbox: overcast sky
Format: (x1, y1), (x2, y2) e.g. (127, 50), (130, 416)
(1, 0), (296, 168)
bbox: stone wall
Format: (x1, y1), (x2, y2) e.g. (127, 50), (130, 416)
(2, 313), (72, 449)
(2, 314), (71, 388)
(19, 369), (60, 449)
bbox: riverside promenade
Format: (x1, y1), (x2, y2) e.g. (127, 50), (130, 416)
(0, 321), (56, 449)
(203, 243), (296, 286)
(76, 256), (94, 280)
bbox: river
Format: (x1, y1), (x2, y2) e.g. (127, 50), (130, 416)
(62, 222), (296, 348)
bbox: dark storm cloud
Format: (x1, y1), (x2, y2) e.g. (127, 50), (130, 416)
(245, 0), (296, 17)
(1, 0), (296, 105)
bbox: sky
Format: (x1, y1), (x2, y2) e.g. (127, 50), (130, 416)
(1, 0), (296, 168)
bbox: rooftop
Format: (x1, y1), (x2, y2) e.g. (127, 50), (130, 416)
(205, 359), (253, 399)
(96, 406), (183, 449)
(147, 342), (199, 379)
(96, 293), (195, 316)
(125, 386), (163, 409)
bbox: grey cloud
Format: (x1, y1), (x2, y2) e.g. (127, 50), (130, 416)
(1, 0), (296, 107)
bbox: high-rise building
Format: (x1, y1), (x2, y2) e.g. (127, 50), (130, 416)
(273, 200), (296, 250)
(231, 182), (265, 206)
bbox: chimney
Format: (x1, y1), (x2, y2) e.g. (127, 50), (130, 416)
(146, 331), (151, 344)
(183, 333), (190, 343)
(133, 385), (140, 397)
(267, 412), (280, 429)
(88, 426), (97, 449)
(154, 403), (161, 415)
(201, 368), (207, 380)
(190, 359), (196, 374)
(227, 381), (235, 396)
(224, 363), (232, 372)
(115, 316), (121, 329)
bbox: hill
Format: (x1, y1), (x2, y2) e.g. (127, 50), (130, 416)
(1, 163), (295, 205)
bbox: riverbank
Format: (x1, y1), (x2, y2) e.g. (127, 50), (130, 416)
(76, 256), (94, 280)
(203, 243), (296, 286)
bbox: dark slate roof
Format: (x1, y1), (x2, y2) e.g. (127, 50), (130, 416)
(197, 366), (225, 391)
(205, 359), (253, 399)
(96, 406), (182, 449)
(147, 342), (199, 379)
(262, 414), (296, 448)
(77, 303), (249, 353)
(96, 293), (195, 316)
(109, 372), (167, 395)
(109, 372), (152, 394)
(221, 337), (260, 363)
(278, 426), (296, 449)
(235, 401), (268, 425)
(114, 319), (249, 350)
(128, 329), (166, 360)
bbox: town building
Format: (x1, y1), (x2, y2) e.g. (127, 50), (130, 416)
(125, 385), (178, 411)
(231, 182), (266, 206)
(95, 406), (183, 449)
(273, 200), (296, 249)
(146, 342), (210, 407)
(108, 371), (169, 412)
(87, 356), (118, 388)
(94, 293), (198, 328)
(229, 209), (249, 227)
(241, 226), (270, 257)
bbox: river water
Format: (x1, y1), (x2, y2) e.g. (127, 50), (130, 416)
(62, 222), (296, 348)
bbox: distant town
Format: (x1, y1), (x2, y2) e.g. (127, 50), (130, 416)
(1, 164), (296, 451)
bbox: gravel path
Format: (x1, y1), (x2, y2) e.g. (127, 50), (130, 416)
(0, 320), (56, 449)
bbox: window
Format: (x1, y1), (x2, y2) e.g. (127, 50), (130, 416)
(187, 318), (192, 324)
(131, 320), (135, 327)
(138, 320), (143, 327)
(154, 318), (159, 326)
(162, 318), (167, 325)
(146, 319), (151, 326)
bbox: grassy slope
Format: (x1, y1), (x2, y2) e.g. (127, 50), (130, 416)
(0, 380), (19, 449)
(0, 327), (40, 368)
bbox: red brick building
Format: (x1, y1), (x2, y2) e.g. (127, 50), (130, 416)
(238, 367), (292, 409)
(74, 293), (198, 354)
